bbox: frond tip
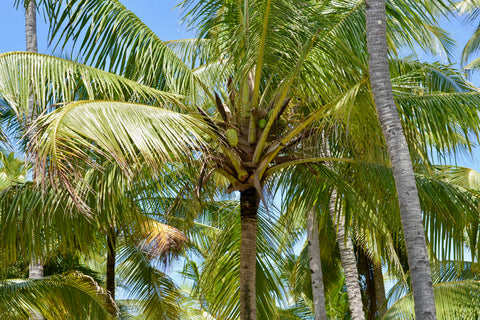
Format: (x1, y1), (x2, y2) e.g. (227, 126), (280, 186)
(138, 219), (188, 261)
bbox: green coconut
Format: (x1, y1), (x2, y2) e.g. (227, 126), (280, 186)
(258, 118), (267, 129)
(226, 128), (239, 147)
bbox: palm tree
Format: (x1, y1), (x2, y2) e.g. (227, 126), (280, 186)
(365, 0), (444, 318)
(0, 162), (191, 318)
(24, 0), (37, 53)
(330, 193), (365, 319)
(2, 0), (480, 319)
(307, 209), (328, 320)
(0, 153), (118, 319)
(13, 2), (46, 303)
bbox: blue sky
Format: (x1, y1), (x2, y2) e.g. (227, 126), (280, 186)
(0, 1), (191, 53)
(0, 1), (479, 171)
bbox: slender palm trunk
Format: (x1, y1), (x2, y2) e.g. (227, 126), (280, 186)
(373, 263), (387, 318)
(25, 3), (43, 320)
(106, 228), (116, 301)
(307, 210), (328, 320)
(330, 191), (365, 320)
(106, 227), (117, 317)
(25, 0), (37, 53)
(357, 248), (376, 320)
(365, 1), (436, 319)
(239, 187), (260, 320)
(26, 0), (43, 284)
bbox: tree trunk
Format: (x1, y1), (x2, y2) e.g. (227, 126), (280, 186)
(365, 1), (437, 319)
(25, 0), (37, 53)
(26, 0), (42, 282)
(239, 187), (260, 320)
(330, 191), (365, 320)
(307, 210), (328, 320)
(373, 263), (387, 318)
(106, 228), (116, 301)
(105, 227), (118, 317)
(25, 2), (43, 319)
(357, 248), (376, 320)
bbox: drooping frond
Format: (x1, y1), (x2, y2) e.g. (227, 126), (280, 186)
(34, 100), (216, 199)
(0, 181), (101, 264)
(116, 242), (183, 319)
(46, 0), (201, 95)
(0, 52), (186, 123)
(0, 272), (116, 319)
(137, 219), (188, 264)
(383, 281), (480, 320)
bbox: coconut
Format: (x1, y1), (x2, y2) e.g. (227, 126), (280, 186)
(226, 128), (239, 147)
(258, 118), (267, 129)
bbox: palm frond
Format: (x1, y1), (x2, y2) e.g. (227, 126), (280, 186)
(0, 52), (186, 123)
(34, 100), (215, 201)
(383, 280), (480, 320)
(116, 242), (183, 319)
(434, 165), (480, 190)
(137, 219), (188, 262)
(46, 0), (200, 95)
(0, 271), (116, 320)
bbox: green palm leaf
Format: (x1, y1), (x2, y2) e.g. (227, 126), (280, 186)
(116, 242), (183, 320)
(0, 271), (116, 320)
(34, 100), (215, 197)
(46, 0), (200, 94)
(382, 280), (480, 320)
(0, 52), (185, 122)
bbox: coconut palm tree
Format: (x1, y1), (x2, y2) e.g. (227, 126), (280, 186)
(276, 51), (480, 314)
(307, 209), (328, 320)
(0, 153), (118, 319)
(0, 162), (192, 319)
(278, 157), (480, 318)
(364, 0), (464, 318)
(2, 1), (480, 319)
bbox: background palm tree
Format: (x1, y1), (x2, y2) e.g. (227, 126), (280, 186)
(16, 0), (44, 287)
(365, 0), (444, 318)
(307, 209), (328, 320)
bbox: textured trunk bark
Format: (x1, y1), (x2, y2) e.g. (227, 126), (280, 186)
(105, 228), (117, 317)
(26, 0), (42, 281)
(26, 3), (43, 320)
(373, 263), (387, 318)
(239, 187), (260, 320)
(307, 210), (328, 320)
(106, 228), (116, 301)
(25, 0), (37, 53)
(357, 248), (376, 320)
(28, 256), (43, 319)
(28, 261), (43, 279)
(365, 1), (437, 319)
(330, 191), (365, 320)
